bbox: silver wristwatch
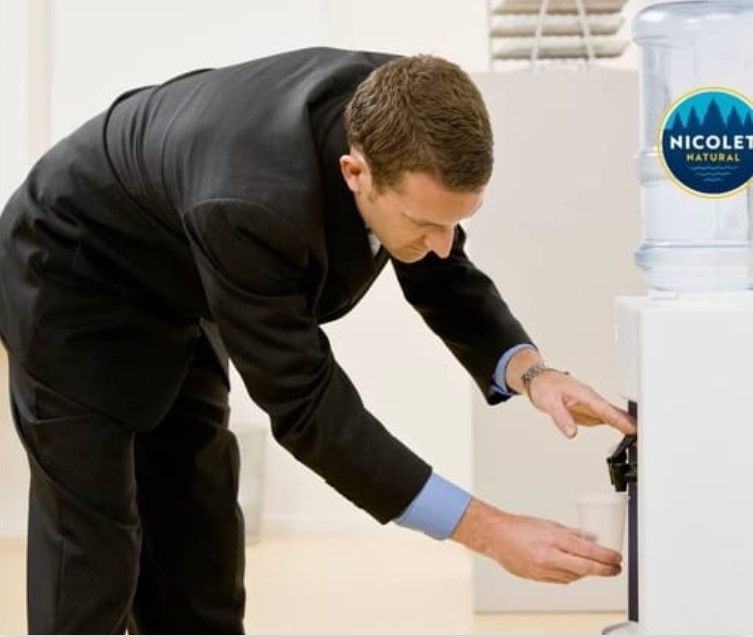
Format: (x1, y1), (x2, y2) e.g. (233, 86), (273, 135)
(520, 362), (568, 400)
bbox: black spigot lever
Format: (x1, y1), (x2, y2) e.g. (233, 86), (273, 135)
(607, 434), (637, 492)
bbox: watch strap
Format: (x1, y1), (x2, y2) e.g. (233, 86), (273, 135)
(520, 363), (569, 400)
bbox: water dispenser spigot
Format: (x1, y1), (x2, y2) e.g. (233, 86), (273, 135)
(607, 434), (637, 492)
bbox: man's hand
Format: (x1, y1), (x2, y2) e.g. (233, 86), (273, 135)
(451, 498), (622, 584)
(505, 348), (637, 439)
(527, 370), (636, 438)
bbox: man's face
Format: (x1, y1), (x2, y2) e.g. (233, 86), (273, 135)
(339, 150), (484, 263)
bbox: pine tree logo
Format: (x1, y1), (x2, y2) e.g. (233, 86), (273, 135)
(659, 87), (753, 199)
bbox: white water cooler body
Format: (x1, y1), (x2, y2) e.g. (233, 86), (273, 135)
(612, 293), (753, 635)
(608, 2), (753, 633)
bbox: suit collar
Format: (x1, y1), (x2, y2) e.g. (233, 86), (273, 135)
(314, 98), (389, 318)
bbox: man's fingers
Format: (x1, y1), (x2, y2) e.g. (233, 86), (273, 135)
(602, 403), (637, 435)
(542, 536), (621, 581)
(562, 397), (599, 423)
(556, 551), (622, 578)
(572, 388), (637, 435)
(570, 409), (604, 426)
(556, 531), (623, 566)
(541, 568), (581, 584)
(542, 377), (636, 436)
(549, 398), (578, 438)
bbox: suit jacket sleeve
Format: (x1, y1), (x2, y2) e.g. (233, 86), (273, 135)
(392, 225), (536, 405)
(182, 199), (431, 523)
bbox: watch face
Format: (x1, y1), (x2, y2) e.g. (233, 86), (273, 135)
(523, 363), (546, 379)
(522, 363), (548, 396)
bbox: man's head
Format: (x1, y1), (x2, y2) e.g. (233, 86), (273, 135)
(340, 55), (492, 263)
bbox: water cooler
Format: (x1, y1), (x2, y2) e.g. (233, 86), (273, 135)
(606, 1), (753, 634)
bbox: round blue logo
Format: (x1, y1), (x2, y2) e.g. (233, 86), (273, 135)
(659, 87), (753, 198)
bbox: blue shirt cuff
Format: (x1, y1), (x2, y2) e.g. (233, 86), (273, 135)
(393, 472), (471, 540)
(491, 343), (538, 398)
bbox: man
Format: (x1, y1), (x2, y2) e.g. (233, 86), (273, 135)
(0, 48), (636, 634)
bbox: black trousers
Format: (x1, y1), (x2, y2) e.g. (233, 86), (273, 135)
(8, 334), (246, 634)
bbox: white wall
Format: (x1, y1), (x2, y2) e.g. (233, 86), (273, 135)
(0, 0), (34, 539)
(47, 0), (328, 143)
(471, 68), (644, 611)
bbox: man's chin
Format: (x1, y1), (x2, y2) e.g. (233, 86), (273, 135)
(391, 249), (428, 264)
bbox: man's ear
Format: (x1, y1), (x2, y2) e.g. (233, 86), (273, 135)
(339, 151), (368, 194)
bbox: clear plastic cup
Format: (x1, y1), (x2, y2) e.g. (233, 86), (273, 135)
(576, 492), (628, 553)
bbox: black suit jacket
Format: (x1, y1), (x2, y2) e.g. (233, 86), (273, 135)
(0, 48), (535, 523)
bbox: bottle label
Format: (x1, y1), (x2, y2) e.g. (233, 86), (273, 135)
(658, 87), (753, 199)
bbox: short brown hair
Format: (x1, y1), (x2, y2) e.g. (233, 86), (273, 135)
(344, 54), (493, 192)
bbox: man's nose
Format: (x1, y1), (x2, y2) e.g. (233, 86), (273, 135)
(425, 226), (454, 259)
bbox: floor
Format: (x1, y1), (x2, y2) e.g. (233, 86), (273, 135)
(0, 532), (624, 634)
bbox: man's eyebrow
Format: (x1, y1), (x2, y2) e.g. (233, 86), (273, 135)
(401, 198), (485, 226)
(400, 211), (436, 226)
